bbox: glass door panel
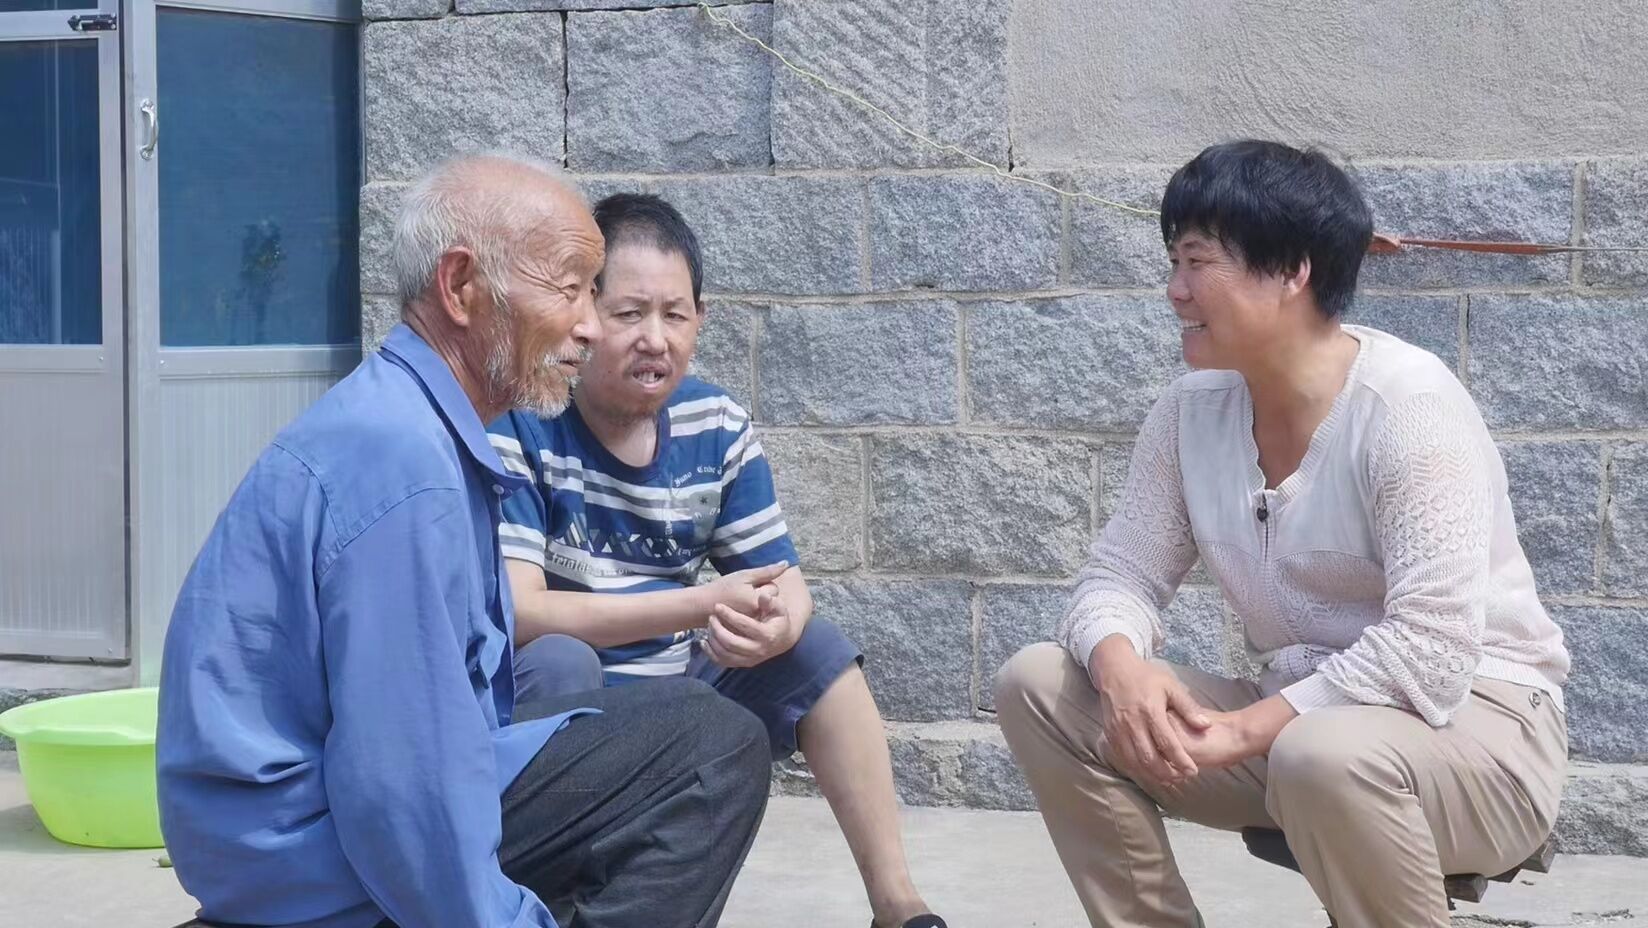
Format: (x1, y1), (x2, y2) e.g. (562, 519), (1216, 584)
(0, 39), (101, 344)
(157, 7), (360, 346)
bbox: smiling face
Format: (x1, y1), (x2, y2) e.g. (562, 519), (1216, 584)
(574, 242), (703, 423)
(1166, 229), (1299, 371)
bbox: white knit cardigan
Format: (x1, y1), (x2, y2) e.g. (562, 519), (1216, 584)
(1058, 326), (1569, 726)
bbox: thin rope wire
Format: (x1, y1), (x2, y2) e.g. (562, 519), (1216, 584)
(695, 1), (1159, 218)
(698, 2), (1648, 254)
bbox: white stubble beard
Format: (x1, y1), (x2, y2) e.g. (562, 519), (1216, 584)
(483, 303), (586, 419)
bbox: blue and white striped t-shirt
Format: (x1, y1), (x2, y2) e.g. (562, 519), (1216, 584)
(487, 378), (799, 679)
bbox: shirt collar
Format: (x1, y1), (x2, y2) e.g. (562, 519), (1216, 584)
(379, 323), (527, 492)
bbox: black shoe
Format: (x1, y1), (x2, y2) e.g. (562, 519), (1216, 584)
(871, 917), (947, 928)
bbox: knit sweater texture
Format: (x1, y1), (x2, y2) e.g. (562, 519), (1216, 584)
(1058, 325), (1570, 725)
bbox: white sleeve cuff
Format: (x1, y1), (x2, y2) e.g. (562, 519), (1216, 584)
(499, 540), (547, 568)
(1279, 672), (1364, 714)
(1066, 616), (1150, 673)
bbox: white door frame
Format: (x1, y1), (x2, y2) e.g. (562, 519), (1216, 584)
(0, 0), (128, 659)
(123, 0), (361, 682)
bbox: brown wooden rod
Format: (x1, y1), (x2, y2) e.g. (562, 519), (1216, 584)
(1369, 233), (1648, 255)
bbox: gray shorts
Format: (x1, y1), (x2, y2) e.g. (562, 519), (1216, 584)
(513, 618), (863, 760)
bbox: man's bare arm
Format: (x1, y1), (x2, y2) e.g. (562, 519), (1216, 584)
(505, 559), (789, 648)
(773, 567), (813, 628)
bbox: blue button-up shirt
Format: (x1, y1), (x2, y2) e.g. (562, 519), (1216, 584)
(158, 324), (590, 928)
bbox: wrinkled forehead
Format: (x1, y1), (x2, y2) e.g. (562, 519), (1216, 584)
(514, 201), (605, 280)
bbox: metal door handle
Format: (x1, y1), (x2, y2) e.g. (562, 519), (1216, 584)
(139, 99), (158, 160)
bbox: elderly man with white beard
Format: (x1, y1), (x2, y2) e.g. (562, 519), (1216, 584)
(156, 153), (771, 928)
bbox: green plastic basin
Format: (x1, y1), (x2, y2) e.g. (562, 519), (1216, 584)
(0, 687), (163, 848)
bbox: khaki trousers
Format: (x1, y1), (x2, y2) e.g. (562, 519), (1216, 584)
(994, 643), (1567, 928)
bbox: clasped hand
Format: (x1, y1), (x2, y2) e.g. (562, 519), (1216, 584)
(702, 562), (798, 668)
(1089, 640), (1255, 788)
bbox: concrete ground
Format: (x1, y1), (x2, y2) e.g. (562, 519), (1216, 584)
(2, 753), (1642, 928)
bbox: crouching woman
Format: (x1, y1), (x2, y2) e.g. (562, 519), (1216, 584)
(996, 139), (1569, 928)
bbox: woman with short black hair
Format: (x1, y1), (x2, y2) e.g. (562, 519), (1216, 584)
(996, 139), (1569, 928)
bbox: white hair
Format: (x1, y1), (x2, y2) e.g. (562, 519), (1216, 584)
(389, 150), (578, 312)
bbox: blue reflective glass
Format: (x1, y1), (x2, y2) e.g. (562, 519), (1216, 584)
(0, 39), (101, 345)
(158, 10), (360, 346)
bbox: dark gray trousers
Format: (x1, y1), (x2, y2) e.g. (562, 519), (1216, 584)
(176, 677), (769, 928)
(489, 675), (771, 927)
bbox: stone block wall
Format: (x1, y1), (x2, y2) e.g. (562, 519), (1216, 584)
(359, 0), (1648, 854)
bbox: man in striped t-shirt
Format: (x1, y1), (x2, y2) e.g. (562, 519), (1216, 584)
(488, 194), (945, 928)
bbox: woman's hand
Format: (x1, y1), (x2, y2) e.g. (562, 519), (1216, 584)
(1168, 711), (1253, 771)
(1169, 695), (1299, 773)
(1088, 636), (1211, 786)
